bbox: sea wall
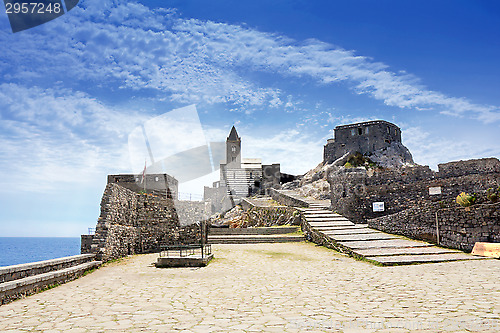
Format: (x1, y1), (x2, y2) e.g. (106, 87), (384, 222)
(88, 184), (203, 262)
(0, 254), (100, 305)
(368, 202), (500, 252)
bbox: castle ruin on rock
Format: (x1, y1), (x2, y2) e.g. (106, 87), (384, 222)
(324, 120), (414, 167)
(322, 120), (500, 252)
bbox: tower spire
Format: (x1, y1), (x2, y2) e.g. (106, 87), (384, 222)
(227, 126), (239, 141)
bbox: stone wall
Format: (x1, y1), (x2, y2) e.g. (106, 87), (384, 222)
(368, 202), (500, 252)
(328, 158), (500, 223)
(88, 183), (203, 262)
(238, 197), (301, 227)
(244, 206), (300, 227)
(269, 189), (309, 208)
(107, 173), (178, 198)
(174, 200), (209, 226)
(80, 235), (93, 254)
(438, 158), (500, 178)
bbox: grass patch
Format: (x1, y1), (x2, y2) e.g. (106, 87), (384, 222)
(103, 257), (125, 266)
(82, 267), (97, 277)
(286, 228), (303, 235)
(38, 282), (61, 293)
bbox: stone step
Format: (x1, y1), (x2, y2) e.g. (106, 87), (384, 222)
(208, 235), (304, 244)
(306, 216), (351, 222)
(338, 239), (433, 250)
(325, 233), (398, 241)
(354, 247), (463, 257)
(313, 225), (370, 231)
(0, 261), (102, 296)
(302, 211), (335, 215)
(367, 253), (485, 265)
(209, 226), (299, 235)
(276, 191), (482, 266)
(317, 228), (379, 235)
(305, 216), (346, 220)
(307, 222), (355, 227)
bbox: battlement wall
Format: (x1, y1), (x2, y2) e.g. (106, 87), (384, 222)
(438, 158), (500, 178)
(327, 158), (500, 223)
(87, 183), (202, 262)
(107, 174), (178, 198)
(368, 202), (500, 252)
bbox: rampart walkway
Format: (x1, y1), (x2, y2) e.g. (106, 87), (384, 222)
(0, 243), (498, 332)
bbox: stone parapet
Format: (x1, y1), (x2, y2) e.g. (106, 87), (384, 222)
(269, 189), (310, 208)
(0, 254), (100, 305)
(368, 202), (500, 252)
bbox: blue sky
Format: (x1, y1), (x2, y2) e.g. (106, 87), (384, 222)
(0, 0), (499, 236)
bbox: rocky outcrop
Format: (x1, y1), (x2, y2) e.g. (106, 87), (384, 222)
(367, 142), (415, 168)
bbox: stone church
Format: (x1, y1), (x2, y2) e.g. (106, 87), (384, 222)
(204, 126), (291, 213)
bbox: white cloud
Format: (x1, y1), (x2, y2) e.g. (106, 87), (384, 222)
(243, 129), (324, 175)
(0, 0), (498, 122)
(402, 126), (500, 170)
(0, 84), (146, 192)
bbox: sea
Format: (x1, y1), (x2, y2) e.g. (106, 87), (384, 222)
(0, 237), (81, 267)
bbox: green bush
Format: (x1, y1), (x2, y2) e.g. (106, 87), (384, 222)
(456, 192), (477, 208)
(487, 188), (499, 203)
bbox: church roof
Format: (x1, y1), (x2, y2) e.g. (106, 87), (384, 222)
(227, 126), (239, 141)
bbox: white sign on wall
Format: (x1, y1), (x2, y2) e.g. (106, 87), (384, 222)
(429, 187), (442, 195)
(373, 202), (385, 212)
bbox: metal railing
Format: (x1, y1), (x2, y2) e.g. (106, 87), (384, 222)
(177, 192), (204, 201)
(158, 244), (212, 259)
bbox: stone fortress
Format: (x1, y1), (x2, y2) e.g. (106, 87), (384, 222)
(324, 120), (414, 167)
(82, 119), (499, 262)
(319, 120), (499, 252)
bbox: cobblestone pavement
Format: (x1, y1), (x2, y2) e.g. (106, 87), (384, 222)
(1, 242), (498, 332)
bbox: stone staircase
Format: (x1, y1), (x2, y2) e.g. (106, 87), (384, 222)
(0, 254), (101, 305)
(208, 226), (304, 244)
(279, 192), (484, 265)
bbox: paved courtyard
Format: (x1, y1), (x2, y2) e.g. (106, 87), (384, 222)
(0, 242), (499, 332)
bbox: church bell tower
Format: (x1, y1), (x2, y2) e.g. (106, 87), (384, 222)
(226, 126), (241, 168)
